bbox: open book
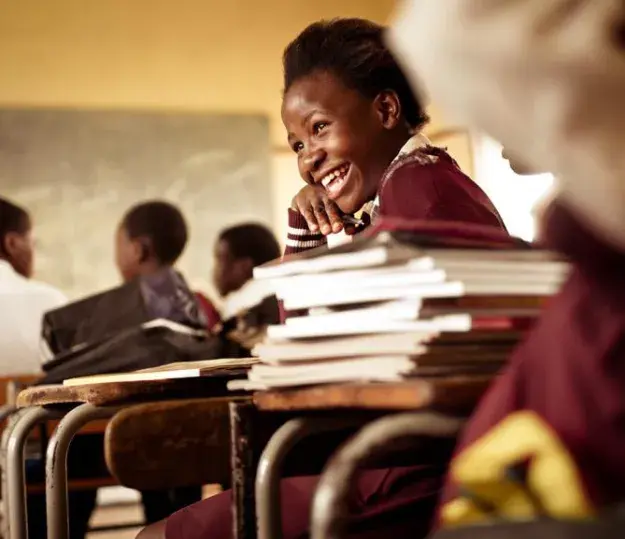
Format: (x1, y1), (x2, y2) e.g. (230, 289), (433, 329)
(62, 357), (258, 387)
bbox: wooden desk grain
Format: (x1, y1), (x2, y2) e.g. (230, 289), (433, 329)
(105, 397), (246, 490)
(17, 376), (243, 408)
(253, 376), (493, 413)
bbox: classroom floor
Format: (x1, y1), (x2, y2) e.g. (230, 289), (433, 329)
(86, 485), (221, 539)
(88, 503), (143, 539)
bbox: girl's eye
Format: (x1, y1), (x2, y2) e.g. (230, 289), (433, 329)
(313, 122), (328, 135)
(292, 141), (304, 153)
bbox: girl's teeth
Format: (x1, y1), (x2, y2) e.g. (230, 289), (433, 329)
(322, 165), (349, 188)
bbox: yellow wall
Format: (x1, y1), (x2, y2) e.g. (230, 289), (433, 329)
(0, 0), (403, 145)
(0, 0), (471, 240)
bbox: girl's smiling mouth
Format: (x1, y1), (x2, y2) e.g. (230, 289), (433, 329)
(319, 163), (351, 200)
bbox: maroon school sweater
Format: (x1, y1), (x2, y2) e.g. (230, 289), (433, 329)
(284, 144), (506, 256)
(439, 200), (625, 526)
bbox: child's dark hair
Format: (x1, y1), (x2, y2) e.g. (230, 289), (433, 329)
(283, 18), (429, 131)
(122, 200), (188, 265)
(0, 197), (30, 254)
(219, 223), (281, 267)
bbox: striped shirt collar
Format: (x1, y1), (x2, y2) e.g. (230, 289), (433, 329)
(395, 132), (432, 158)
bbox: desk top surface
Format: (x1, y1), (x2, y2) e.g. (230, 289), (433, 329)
(253, 375), (493, 413)
(16, 376), (241, 408)
(17, 374), (493, 412)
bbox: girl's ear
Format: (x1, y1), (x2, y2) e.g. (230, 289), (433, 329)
(2, 232), (17, 258)
(373, 90), (402, 130)
(131, 237), (151, 264)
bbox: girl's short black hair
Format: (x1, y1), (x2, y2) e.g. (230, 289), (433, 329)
(0, 197), (30, 255)
(121, 200), (188, 265)
(283, 18), (429, 131)
(219, 223), (281, 267)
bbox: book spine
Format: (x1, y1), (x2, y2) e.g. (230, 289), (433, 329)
(469, 316), (535, 331)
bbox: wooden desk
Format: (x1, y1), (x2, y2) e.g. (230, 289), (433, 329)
(16, 375), (237, 408)
(0, 375), (39, 406)
(6, 375), (246, 539)
(239, 375), (493, 539)
(104, 397), (241, 491)
(254, 376), (491, 413)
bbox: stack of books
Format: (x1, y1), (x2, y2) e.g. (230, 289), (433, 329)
(228, 229), (569, 391)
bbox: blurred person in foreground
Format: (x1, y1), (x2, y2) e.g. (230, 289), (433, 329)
(389, 0), (625, 527)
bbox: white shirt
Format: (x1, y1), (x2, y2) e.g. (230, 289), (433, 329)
(0, 260), (67, 375)
(389, 0), (625, 248)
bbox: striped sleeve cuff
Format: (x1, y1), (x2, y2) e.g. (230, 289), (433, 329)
(284, 208), (327, 256)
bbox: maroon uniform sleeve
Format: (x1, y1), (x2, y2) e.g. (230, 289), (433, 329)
(542, 199), (625, 280)
(378, 158), (507, 231)
(279, 209), (327, 322)
(283, 208), (327, 257)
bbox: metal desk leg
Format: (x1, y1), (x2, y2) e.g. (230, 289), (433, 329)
(255, 417), (366, 539)
(6, 407), (63, 539)
(230, 401), (258, 539)
(311, 412), (463, 539)
(0, 406), (18, 539)
(45, 404), (117, 539)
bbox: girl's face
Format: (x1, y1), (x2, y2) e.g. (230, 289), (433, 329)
(282, 70), (402, 215)
(212, 238), (248, 297)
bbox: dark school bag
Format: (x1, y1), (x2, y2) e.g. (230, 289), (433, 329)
(39, 268), (224, 384)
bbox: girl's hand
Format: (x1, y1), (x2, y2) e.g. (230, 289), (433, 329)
(291, 185), (344, 235)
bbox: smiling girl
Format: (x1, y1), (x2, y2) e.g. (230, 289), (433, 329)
(283, 18), (506, 256)
(136, 18), (507, 539)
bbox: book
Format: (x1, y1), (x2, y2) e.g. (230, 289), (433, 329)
(286, 297), (545, 328)
(269, 251), (566, 311)
(280, 280), (560, 311)
(266, 313), (533, 341)
(253, 331), (518, 362)
(227, 359), (502, 391)
(254, 230), (558, 280)
(305, 295), (548, 316)
(270, 260), (568, 296)
(220, 279), (276, 321)
(62, 357), (258, 387)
